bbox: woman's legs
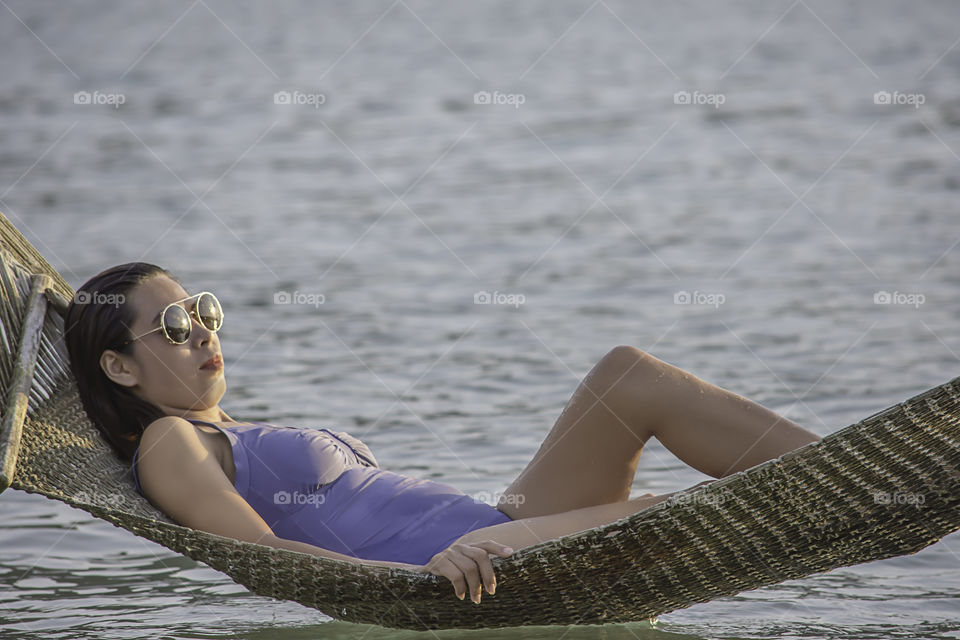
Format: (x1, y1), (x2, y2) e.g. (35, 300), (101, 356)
(495, 345), (821, 520)
(459, 491), (680, 550)
(492, 346), (651, 520)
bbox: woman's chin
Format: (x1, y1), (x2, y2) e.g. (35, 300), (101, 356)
(198, 374), (227, 398)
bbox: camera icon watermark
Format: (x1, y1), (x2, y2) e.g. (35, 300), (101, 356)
(74, 290), (125, 308)
(673, 90), (725, 109)
(74, 90), (126, 109)
(873, 90), (925, 109)
(674, 290), (725, 308)
(274, 90), (326, 109)
(873, 290), (924, 309)
(274, 290), (325, 308)
(473, 90), (526, 109)
(474, 290), (526, 308)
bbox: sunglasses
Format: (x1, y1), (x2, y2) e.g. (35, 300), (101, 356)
(120, 291), (224, 347)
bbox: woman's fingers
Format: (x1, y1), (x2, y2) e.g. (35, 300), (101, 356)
(434, 557), (470, 601)
(476, 539), (515, 558)
(462, 540), (512, 594)
(455, 540), (515, 602)
(426, 540), (515, 603)
(425, 550), (478, 601)
(422, 553), (467, 600)
(454, 545), (495, 601)
(448, 547), (485, 601)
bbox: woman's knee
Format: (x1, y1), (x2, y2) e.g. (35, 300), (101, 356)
(604, 344), (648, 364)
(588, 345), (664, 399)
(603, 345), (666, 374)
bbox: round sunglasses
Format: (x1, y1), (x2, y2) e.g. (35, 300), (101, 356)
(120, 291), (224, 347)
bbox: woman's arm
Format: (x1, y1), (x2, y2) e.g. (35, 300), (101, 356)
(259, 533), (418, 570)
(263, 532), (513, 604)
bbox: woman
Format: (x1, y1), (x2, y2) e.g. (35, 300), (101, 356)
(64, 262), (822, 605)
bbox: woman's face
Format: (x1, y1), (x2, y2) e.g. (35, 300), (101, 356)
(100, 275), (226, 417)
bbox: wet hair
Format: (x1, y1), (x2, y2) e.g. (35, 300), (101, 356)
(64, 262), (179, 461)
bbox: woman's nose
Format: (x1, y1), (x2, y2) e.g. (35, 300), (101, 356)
(192, 316), (214, 344)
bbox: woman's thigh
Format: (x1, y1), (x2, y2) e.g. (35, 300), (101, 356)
(495, 346), (656, 520)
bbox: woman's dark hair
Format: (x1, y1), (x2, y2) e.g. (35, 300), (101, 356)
(64, 262), (179, 461)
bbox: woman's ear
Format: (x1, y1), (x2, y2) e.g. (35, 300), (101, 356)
(100, 349), (139, 388)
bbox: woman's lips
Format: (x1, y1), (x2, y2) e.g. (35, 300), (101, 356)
(200, 355), (223, 370)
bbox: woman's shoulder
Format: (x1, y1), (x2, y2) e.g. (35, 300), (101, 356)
(139, 416), (250, 453)
(135, 418), (207, 486)
(143, 415), (195, 435)
(136, 417), (239, 478)
(139, 416), (206, 449)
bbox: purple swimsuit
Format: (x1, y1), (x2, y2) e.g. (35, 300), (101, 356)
(130, 419), (512, 565)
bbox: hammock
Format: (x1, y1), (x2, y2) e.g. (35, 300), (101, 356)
(1, 211), (959, 631)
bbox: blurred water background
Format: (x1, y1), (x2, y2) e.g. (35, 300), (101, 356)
(2, 1), (960, 638)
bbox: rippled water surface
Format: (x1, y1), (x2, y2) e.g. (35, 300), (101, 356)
(2, 1), (960, 638)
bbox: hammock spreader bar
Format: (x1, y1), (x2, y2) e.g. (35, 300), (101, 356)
(0, 273), (51, 493)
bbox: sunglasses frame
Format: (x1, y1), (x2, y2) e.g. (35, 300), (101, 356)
(120, 291), (223, 347)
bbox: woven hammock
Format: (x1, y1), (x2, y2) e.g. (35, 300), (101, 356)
(1, 211), (959, 630)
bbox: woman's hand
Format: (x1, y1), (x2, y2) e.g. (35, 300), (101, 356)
(415, 540), (514, 603)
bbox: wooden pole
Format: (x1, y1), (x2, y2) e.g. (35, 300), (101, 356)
(0, 273), (52, 493)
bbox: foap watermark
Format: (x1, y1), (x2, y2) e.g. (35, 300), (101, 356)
(674, 290), (725, 308)
(874, 290), (924, 309)
(274, 290), (325, 308)
(474, 290), (525, 308)
(274, 488), (327, 507)
(674, 90), (725, 109)
(74, 90), (126, 109)
(274, 90), (326, 109)
(469, 490), (526, 507)
(74, 290), (125, 308)
(873, 90), (925, 109)
(873, 490), (925, 506)
(665, 489), (730, 508)
(473, 90), (526, 109)
(75, 489), (135, 509)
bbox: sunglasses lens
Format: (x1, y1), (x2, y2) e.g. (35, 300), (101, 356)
(162, 305), (191, 344)
(158, 293), (223, 344)
(196, 293), (223, 331)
